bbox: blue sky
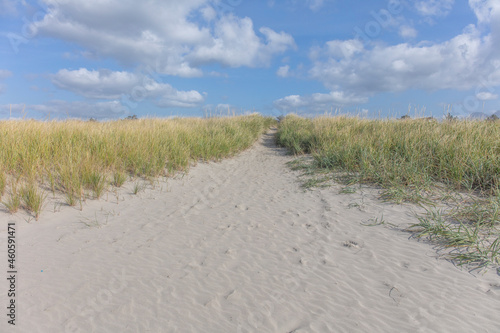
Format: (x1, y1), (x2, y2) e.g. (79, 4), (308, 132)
(0, 0), (499, 119)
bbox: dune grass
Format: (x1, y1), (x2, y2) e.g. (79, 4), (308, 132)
(20, 183), (46, 220)
(277, 115), (499, 195)
(0, 170), (5, 199)
(112, 171), (128, 188)
(4, 183), (21, 214)
(0, 114), (274, 218)
(277, 114), (500, 271)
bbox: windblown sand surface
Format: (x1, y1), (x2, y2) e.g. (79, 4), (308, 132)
(1, 130), (499, 332)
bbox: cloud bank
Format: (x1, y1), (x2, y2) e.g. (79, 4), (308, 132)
(275, 1), (500, 114)
(52, 68), (205, 108)
(32, 0), (296, 77)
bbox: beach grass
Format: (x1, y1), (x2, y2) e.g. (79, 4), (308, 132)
(112, 171), (128, 188)
(20, 183), (46, 220)
(277, 115), (499, 195)
(0, 170), (5, 199)
(3, 183), (21, 214)
(0, 114), (274, 217)
(277, 114), (500, 270)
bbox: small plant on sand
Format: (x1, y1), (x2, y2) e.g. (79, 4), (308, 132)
(21, 183), (46, 220)
(80, 212), (108, 228)
(340, 186), (357, 194)
(57, 165), (83, 206)
(408, 208), (500, 270)
(361, 214), (389, 227)
(3, 184), (21, 214)
(450, 195), (500, 228)
(132, 180), (144, 195)
(112, 171), (128, 187)
(83, 170), (107, 199)
(64, 190), (78, 207)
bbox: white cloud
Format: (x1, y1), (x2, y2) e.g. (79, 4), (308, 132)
(51, 68), (206, 108)
(399, 26), (418, 38)
(476, 91), (498, 100)
(306, 0), (324, 11)
(310, 24), (500, 96)
(276, 1), (500, 114)
(322, 39), (364, 59)
(274, 95), (305, 111)
(200, 5), (217, 22)
(153, 83), (206, 108)
(190, 16), (296, 68)
(277, 65), (290, 77)
(415, 0), (455, 17)
(52, 68), (205, 106)
(32, 1), (295, 77)
(274, 91), (368, 113)
(288, 0), (332, 11)
(52, 69), (138, 99)
(311, 91), (368, 105)
(469, 0), (500, 24)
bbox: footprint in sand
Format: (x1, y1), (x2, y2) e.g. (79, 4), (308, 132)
(342, 240), (364, 254)
(342, 240), (359, 248)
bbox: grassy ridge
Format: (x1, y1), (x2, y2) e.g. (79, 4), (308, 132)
(0, 115), (274, 218)
(277, 115), (499, 195)
(277, 115), (500, 270)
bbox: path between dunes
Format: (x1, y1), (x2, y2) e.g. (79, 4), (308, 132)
(1, 129), (499, 333)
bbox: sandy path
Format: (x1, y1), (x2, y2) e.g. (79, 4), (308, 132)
(1, 130), (499, 332)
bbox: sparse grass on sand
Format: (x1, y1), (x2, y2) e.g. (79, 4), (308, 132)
(277, 114), (500, 272)
(0, 115), (274, 218)
(20, 183), (46, 220)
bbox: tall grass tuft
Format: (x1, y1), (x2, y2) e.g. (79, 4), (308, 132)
(57, 164), (83, 206)
(21, 183), (46, 220)
(132, 181), (144, 195)
(83, 169), (107, 199)
(112, 171), (128, 187)
(4, 183), (21, 214)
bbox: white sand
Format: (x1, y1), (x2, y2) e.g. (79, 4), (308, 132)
(1, 130), (499, 332)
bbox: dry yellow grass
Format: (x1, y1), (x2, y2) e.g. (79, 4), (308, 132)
(0, 115), (274, 217)
(277, 114), (499, 195)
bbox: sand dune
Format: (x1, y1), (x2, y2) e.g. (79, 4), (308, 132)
(1, 130), (499, 332)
